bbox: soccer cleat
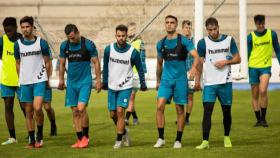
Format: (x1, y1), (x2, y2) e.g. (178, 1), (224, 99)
(224, 136), (232, 148)
(79, 136), (89, 148)
(71, 139), (81, 148)
(153, 138), (165, 148)
(261, 120), (269, 128)
(133, 118), (139, 125)
(173, 141), (182, 149)
(254, 121), (262, 127)
(35, 140), (43, 148)
(185, 120), (190, 126)
(25, 143), (35, 149)
(196, 140), (209, 149)
(125, 119), (129, 126)
(122, 128), (131, 147)
(50, 125), (57, 136)
(113, 141), (123, 149)
(1, 138), (17, 145)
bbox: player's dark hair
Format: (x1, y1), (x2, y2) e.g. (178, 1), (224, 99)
(127, 22), (137, 27)
(64, 24), (79, 35)
(254, 14), (265, 23)
(205, 17), (219, 27)
(182, 20), (192, 27)
(116, 24), (128, 33)
(20, 16), (34, 26)
(2, 17), (17, 27)
(165, 15), (178, 23)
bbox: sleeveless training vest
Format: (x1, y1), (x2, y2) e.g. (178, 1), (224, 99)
(249, 29), (273, 68)
(64, 37), (91, 62)
(160, 34), (187, 61)
(204, 35), (232, 86)
(108, 43), (134, 90)
(18, 37), (48, 85)
(1, 34), (19, 86)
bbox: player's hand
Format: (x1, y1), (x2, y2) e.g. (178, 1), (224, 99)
(102, 83), (108, 90)
(140, 83), (148, 91)
(156, 81), (160, 90)
(194, 80), (201, 91)
(95, 79), (102, 93)
(58, 80), (65, 90)
(214, 60), (228, 69)
(46, 80), (51, 89)
(188, 67), (197, 80)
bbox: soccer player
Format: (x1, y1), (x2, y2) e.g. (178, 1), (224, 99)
(182, 20), (195, 125)
(58, 24), (101, 148)
(247, 14), (280, 127)
(33, 26), (57, 136)
(14, 16), (51, 148)
(154, 15), (201, 149)
(195, 17), (241, 149)
(125, 22), (147, 126)
(0, 17), (26, 145)
(102, 24), (147, 149)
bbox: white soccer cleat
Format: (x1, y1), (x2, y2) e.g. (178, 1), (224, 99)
(153, 138), (165, 148)
(173, 141), (182, 149)
(113, 141), (123, 149)
(1, 138), (17, 145)
(122, 128), (131, 147)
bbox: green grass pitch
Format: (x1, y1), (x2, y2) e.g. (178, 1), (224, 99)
(0, 90), (279, 158)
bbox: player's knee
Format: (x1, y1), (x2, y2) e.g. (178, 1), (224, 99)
(72, 109), (80, 117)
(176, 107), (184, 115)
(116, 110), (124, 118)
(110, 111), (117, 119)
(157, 105), (165, 113)
(259, 88), (267, 96)
(34, 108), (43, 116)
(44, 104), (51, 112)
(26, 110), (34, 119)
(79, 109), (86, 116)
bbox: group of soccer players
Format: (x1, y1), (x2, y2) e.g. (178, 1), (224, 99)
(0, 13), (279, 150)
(0, 16), (57, 148)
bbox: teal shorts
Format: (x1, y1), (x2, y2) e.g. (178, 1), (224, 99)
(44, 88), (52, 102)
(203, 82), (232, 106)
(249, 67), (271, 84)
(158, 80), (187, 105)
(65, 82), (92, 107)
(1, 84), (20, 100)
(108, 88), (132, 111)
(20, 81), (47, 103)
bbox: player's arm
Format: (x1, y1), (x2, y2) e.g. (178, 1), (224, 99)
(189, 49), (201, 81)
(43, 56), (51, 87)
(272, 31), (280, 64)
(87, 39), (102, 92)
(247, 33), (253, 60)
(132, 49), (147, 91)
(102, 46), (110, 90)
(14, 41), (20, 76)
(58, 42), (66, 90)
(91, 57), (101, 93)
(0, 37), (3, 59)
(156, 41), (163, 90)
(214, 38), (241, 69)
(140, 41), (147, 73)
(184, 37), (202, 88)
(41, 39), (51, 87)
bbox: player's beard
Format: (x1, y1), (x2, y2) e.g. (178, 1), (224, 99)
(117, 40), (126, 48)
(167, 30), (176, 34)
